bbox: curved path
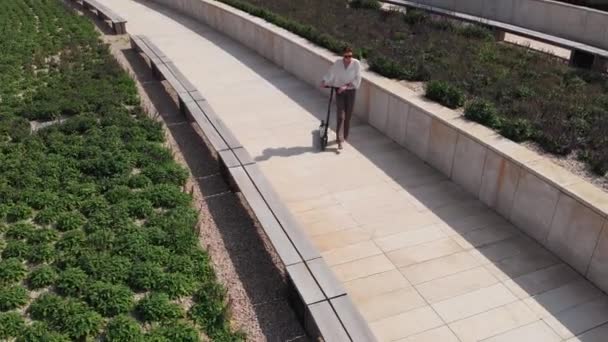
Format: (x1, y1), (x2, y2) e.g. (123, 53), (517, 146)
(98, 0), (608, 340)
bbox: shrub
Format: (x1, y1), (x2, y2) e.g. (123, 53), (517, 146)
(56, 267), (88, 297)
(464, 98), (502, 128)
(0, 311), (25, 340)
(28, 243), (55, 264)
(403, 9), (429, 25)
(0, 258), (27, 284)
(500, 118), (536, 142)
(84, 281), (134, 317)
(104, 185), (133, 204)
(35, 207), (60, 225)
(156, 272), (198, 299)
(142, 163), (189, 187)
(30, 293), (103, 339)
(127, 174), (152, 188)
(78, 252), (132, 283)
(6, 204), (32, 222)
(28, 265), (58, 289)
(148, 320), (199, 342)
(125, 197), (154, 219)
(135, 292), (183, 322)
(190, 281), (228, 336)
(2, 240), (30, 260)
(5, 222), (35, 240)
(128, 262), (164, 291)
(457, 24), (494, 41)
(425, 80), (465, 109)
(56, 211), (86, 231)
(143, 184), (191, 209)
(0, 285), (29, 311)
(17, 322), (70, 342)
(86, 229), (116, 251)
(349, 0), (382, 10)
(104, 315), (144, 342)
(28, 228), (59, 244)
(59, 300), (103, 340)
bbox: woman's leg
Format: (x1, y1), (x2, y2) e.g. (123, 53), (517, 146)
(335, 92), (346, 142)
(344, 90), (356, 141)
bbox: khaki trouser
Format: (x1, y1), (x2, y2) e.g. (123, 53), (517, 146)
(335, 89), (356, 142)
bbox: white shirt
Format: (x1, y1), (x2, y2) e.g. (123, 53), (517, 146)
(322, 58), (362, 90)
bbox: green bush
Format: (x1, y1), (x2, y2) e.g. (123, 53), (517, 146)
(190, 281), (228, 336)
(104, 185), (134, 204)
(78, 252), (132, 283)
(28, 265), (58, 289)
(128, 262), (164, 291)
(148, 320), (199, 342)
(425, 80), (465, 109)
(349, 0), (382, 10)
(403, 9), (429, 25)
(135, 292), (184, 322)
(28, 243), (55, 264)
(0, 285), (29, 311)
(56, 211), (86, 231)
(142, 163), (189, 187)
(464, 99), (502, 128)
(84, 281), (134, 317)
(104, 315), (145, 342)
(125, 198), (154, 219)
(16, 322), (70, 342)
(28, 228), (59, 244)
(2, 240), (30, 260)
(86, 229), (116, 251)
(144, 184), (191, 209)
(156, 272), (198, 299)
(500, 118), (536, 142)
(0, 311), (25, 340)
(34, 207), (60, 225)
(6, 204), (33, 222)
(56, 267), (88, 297)
(29, 294), (103, 339)
(0, 259), (27, 284)
(5, 222), (35, 240)
(127, 174), (152, 189)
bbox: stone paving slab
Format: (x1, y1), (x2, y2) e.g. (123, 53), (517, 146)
(98, 0), (608, 340)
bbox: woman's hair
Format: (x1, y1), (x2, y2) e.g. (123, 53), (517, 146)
(343, 46), (353, 54)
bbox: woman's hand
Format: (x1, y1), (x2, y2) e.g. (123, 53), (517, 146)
(338, 85), (348, 93)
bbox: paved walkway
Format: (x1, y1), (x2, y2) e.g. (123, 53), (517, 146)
(99, 1), (608, 341)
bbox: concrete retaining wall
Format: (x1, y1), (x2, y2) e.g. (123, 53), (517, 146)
(403, 0), (608, 51)
(146, 0), (608, 294)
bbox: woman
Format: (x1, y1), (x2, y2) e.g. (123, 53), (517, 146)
(321, 46), (362, 150)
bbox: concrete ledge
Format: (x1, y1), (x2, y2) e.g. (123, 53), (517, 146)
(387, 0), (608, 52)
(129, 32), (374, 341)
(144, 0), (608, 296)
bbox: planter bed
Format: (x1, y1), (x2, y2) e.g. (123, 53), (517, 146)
(0, 0), (243, 340)
(216, 0), (608, 180)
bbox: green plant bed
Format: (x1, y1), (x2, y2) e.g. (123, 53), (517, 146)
(0, 0), (243, 339)
(216, 0), (608, 177)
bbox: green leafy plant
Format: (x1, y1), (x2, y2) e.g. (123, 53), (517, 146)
(78, 252), (132, 283)
(0, 285), (29, 311)
(104, 315), (145, 342)
(84, 281), (134, 317)
(28, 243), (55, 264)
(0, 258), (27, 284)
(5, 222), (35, 240)
(56, 211), (86, 231)
(425, 80), (465, 109)
(136, 292), (184, 322)
(17, 322), (71, 342)
(2, 240), (30, 260)
(500, 118), (536, 142)
(147, 320), (199, 342)
(128, 262), (164, 291)
(28, 265), (58, 289)
(6, 204), (33, 222)
(0, 311), (25, 340)
(156, 273), (198, 299)
(56, 267), (88, 297)
(464, 98), (502, 128)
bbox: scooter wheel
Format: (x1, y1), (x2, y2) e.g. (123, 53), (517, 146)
(321, 135), (328, 151)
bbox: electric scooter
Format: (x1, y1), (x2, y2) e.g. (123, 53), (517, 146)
(319, 86), (338, 151)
